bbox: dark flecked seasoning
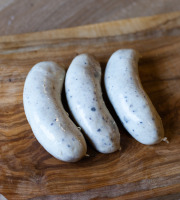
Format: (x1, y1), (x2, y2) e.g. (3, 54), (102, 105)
(67, 144), (71, 148)
(130, 104), (133, 107)
(132, 129), (134, 132)
(124, 116), (129, 123)
(97, 128), (101, 132)
(51, 123), (54, 126)
(91, 107), (96, 111)
(62, 138), (65, 142)
(72, 137), (75, 141)
(140, 122), (143, 124)
(89, 117), (92, 120)
(9, 78), (12, 82)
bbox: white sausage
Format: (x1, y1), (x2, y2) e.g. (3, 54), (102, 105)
(105, 49), (165, 145)
(65, 54), (120, 153)
(23, 61), (87, 162)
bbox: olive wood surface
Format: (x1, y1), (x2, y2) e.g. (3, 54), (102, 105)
(0, 12), (180, 200)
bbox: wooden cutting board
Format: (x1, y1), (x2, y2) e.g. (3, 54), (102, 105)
(0, 12), (180, 200)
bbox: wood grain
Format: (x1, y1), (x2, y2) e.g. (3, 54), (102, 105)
(0, 0), (180, 36)
(0, 12), (180, 200)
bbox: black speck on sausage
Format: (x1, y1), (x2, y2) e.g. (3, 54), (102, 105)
(123, 116), (129, 123)
(91, 107), (96, 111)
